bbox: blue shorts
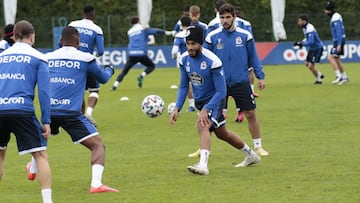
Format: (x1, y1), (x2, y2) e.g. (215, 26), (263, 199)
(0, 115), (47, 155)
(225, 82), (256, 112)
(50, 114), (98, 144)
(330, 41), (345, 57)
(195, 98), (226, 131)
(307, 47), (323, 64)
(86, 75), (100, 91)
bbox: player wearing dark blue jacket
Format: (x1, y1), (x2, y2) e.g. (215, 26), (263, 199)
(111, 16), (173, 90)
(204, 3), (269, 157)
(69, 5), (105, 126)
(170, 26), (260, 176)
(324, 1), (349, 85)
(294, 14), (325, 84)
(0, 20), (53, 203)
(27, 26), (118, 194)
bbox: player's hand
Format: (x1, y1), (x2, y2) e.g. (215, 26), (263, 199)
(169, 108), (179, 127)
(293, 41), (303, 49)
(258, 80), (265, 90)
(42, 124), (51, 139)
(197, 109), (210, 128)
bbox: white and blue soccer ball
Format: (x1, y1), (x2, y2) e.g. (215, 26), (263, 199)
(141, 95), (165, 118)
(167, 102), (176, 114)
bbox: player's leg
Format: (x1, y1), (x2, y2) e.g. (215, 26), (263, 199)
(0, 149), (5, 180)
(85, 75), (100, 127)
(137, 56), (155, 88)
(31, 151), (52, 203)
(186, 85), (195, 112)
(214, 126), (260, 167)
(306, 49), (324, 84)
(328, 47), (342, 84)
(0, 119), (11, 181)
(64, 115), (118, 193)
(111, 57), (138, 90)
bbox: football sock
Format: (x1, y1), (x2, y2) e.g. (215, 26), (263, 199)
(41, 189), (53, 203)
(199, 149), (210, 167)
(341, 72), (348, 79)
(113, 81), (119, 87)
(91, 164), (104, 188)
(253, 138), (262, 149)
(140, 72), (147, 78)
(188, 98), (195, 107)
(30, 156), (38, 173)
(335, 70), (341, 78)
(317, 72), (323, 81)
(240, 144), (252, 155)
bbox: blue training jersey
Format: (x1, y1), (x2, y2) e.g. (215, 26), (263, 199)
(204, 26), (265, 85)
(0, 40), (11, 53)
(177, 48), (225, 112)
(330, 12), (346, 46)
(0, 42), (51, 124)
(301, 23), (323, 50)
(46, 46), (113, 115)
(172, 30), (187, 56)
(69, 19), (104, 56)
(127, 23), (166, 57)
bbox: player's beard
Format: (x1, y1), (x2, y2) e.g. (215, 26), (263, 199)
(188, 47), (201, 57)
(222, 20), (234, 30)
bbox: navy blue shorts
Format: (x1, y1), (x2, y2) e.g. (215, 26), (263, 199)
(195, 98), (226, 131)
(225, 82), (256, 111)
(330, 41), (345, 57)
(51, 114), (98, 144)
(307, 47), (323, 64)
(0, 115), (47, 155)
(86, 75), (100, 91)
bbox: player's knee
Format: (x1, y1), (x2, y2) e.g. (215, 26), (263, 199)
(89, 92), (99, 99)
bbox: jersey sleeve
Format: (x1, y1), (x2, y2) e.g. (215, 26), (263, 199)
(87, 59), (112, 84)
(96, 34), (104, 56)
(37, 60), (51, 124)
(175, 59), (189, 111)
(246, 39), (265, 80)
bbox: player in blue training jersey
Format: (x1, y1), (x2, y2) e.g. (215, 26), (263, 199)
(0, 24), (14, 53)
(171, 16), (197, 113)
(204, 3), (269, 157)
(294, 14), (325, 84)
(69, 5), (104, 126)
(188, 5), (208, 42)
(324, 1), (349, 85)
(26, 26), (118, 193)
(173, 5), (190, 34)
(170, 26), (260, 175)
(111, 16), (173, 90)
(0, 20), (53, 203)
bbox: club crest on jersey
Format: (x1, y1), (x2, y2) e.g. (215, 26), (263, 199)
(185, 61), (190, 72)
(216, 38), (224, 49)
(235, 37), (243, 46)
(200, 61), (207, 70)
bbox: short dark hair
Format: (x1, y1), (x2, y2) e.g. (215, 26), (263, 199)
(14, 20), (35, 40)
(83, 5), (94, 14)
(61, 26), (79, 44)
(131, 16), (140, 25)
(218, 3), (235, 16)
(298, 14), (309, 21)
(215, 0), (227, 11)
(180, 16), (191, 27)
(324, 1), (335, 11)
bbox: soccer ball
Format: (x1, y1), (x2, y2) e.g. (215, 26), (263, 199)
(141, 95), (165, 118)
(167, 102), (176, 114)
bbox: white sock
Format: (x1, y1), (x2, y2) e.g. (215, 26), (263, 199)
(335, 70), (341, 78)
(41, 189), (53, 203)
(30, 156), (38, 173)
(253, 138), (262, 149)
(141, 72), (147, 78)
(240, 144), (252, 155)
(188, 98), (195, 107)
(341, 72), (348, 79)
(199, 149), (210, 168)
(113, 81), (119, 87)
(86, 107), (93, 116)
(91, 164), (104, 188)
(317, 72), (323, 81)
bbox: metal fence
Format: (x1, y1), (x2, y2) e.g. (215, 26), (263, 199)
(23, 12), (360, 49)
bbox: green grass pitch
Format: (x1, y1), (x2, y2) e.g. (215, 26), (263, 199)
(0, 63), (359, 203)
